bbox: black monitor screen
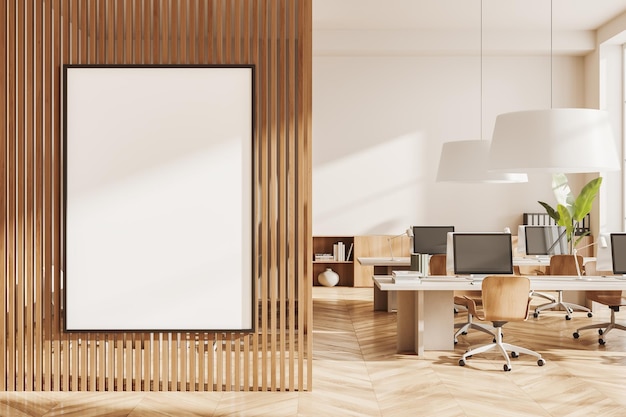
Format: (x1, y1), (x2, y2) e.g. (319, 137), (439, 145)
(611, 233), (626, 274)
(524, 226), (567, 255)
(453, 233), (513, 275)
(412, 226), (455, 254)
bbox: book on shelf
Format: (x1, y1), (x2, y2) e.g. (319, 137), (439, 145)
(315, 253), (334, 261)
(333, 241), (346, 261)
(345, 243), (353, 261)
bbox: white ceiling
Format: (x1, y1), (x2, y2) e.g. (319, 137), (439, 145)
(313, 0), (626, 55)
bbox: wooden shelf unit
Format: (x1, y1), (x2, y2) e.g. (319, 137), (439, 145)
(313, 235), (412, 287)
(313, 236), (355, 286)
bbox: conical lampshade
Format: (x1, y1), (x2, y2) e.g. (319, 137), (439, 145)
(488, 109), (619, 174)
(437, 140), (528, 183)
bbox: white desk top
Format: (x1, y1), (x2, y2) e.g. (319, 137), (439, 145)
(358, 256), (596, 268)
(357, 257), (411, 266)
(374, 275), (626, 292)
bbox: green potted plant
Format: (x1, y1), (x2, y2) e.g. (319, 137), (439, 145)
(537, 173), (603, 254)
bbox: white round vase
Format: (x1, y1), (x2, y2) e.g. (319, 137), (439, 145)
(318, 268), (340, 287)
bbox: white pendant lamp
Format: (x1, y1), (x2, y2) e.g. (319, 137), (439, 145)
(488, 1), (619, 174)
(489, 108), (620, 173)
(437, 140), (528, 183)
(436, 0), (528, 183)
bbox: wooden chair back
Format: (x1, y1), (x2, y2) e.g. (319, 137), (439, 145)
(429, 254), (447, 276)
(482, 275), (531, 322)
(549, 254), (583, 276)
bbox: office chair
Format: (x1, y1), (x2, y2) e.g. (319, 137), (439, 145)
(533, 254), (593, 320)
(573, 290), (626, 345)
(426, 253), (495, 344)
(458, 275), (546, 371)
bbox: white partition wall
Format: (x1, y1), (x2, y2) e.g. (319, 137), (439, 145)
(64, 65), (254, 331)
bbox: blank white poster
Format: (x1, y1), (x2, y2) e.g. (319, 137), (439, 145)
(64, 66), (253, 331)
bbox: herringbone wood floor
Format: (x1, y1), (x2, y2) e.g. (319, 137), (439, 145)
(2, 286), (626, 416)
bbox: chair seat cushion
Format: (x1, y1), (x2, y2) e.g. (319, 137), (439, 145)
(587, 293), (626, 307)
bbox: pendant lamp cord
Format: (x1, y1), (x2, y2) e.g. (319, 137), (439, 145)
(480, 0), (483, 141)
(550, 0), (553, 108)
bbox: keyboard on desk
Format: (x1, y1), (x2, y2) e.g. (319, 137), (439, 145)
(420, 276), (466, 282)
(514, 256), (550, 264)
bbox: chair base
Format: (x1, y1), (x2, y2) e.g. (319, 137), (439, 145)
(534, 290), (591, 320)
(454, 320), (494, 343)
(573, 309), (626, 344)
(459, 327), (545, 371)
(531, 290), (556, 302)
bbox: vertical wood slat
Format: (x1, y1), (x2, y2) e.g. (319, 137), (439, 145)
(34, 0), (44, 392)
(7, 0), (16, 392)
(53, 0), (63, 392)
(115, 0), (123, 64)
(25, 0), (36, 387)
(269, 0), (278, 392)
(17, 0), (27, 392)
(250, 0), (260, 392)
(287, 0), (296, 390)
(278, 0), (287, 392)
(188, 0), (196, 64)
(0, 2), (6, 390)
(43, 0), (53, 391)
(303, 0), (314, 391)
(197, 0), (205, 63)
(3, 0), (311, 393)
(257, 0), (268, 392)
(179, 0), (187, 63)
(170, 0), (178, 64)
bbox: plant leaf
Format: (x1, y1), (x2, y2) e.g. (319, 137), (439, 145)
(551, 173), (575, 208)
(572, 177), (603, 222)
(557, 204), (573, 240)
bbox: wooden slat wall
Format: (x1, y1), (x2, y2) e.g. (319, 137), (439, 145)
(1, 0), (312, 392)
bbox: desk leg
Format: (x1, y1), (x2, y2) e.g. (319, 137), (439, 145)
(423, 291), (454, 351)
(373, 285), (388, 311)
(396, 290), (454, 355)
(397, 291), (418, 353)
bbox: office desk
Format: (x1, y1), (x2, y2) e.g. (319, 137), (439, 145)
(373, 275), (626, 355)
(360, 256), (597, 311)
(357, 257), (411, 311)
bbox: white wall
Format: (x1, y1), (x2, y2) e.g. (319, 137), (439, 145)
(313, 54), (587, 236)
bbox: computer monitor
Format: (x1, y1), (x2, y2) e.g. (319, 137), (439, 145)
(611, 233), (626, 274)
(524, 225), (567, 256)
(412, 226), (455, 254)
(453, 233), (513, 275)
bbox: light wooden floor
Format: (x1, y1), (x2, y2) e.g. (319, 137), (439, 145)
(2, 286), (626, 416)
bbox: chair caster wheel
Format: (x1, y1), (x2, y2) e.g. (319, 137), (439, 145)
(598, 329), (604, 335)
(533, 312), (539, 318)
(599, 338), (606, 345)
(537, 358), (546, 366)
(573, 332), (579, 339)
(565, 315), (571, 320)
(510, 351), (519, 358)
(454, 340), (458, 345)
(461, 331), (467, 335)
(587, 312), (593, 318)
(503, 364), (511, 372)
(459, 359), (466, 366)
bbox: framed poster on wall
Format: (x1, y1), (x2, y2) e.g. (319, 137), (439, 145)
(63, 65), (254, 332)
